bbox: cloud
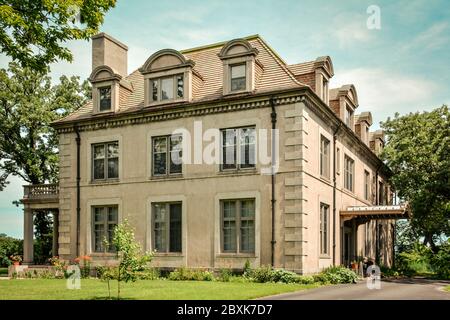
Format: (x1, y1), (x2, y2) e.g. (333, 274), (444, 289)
(330, 67), (440, 126)
(401, 21), (449, 52)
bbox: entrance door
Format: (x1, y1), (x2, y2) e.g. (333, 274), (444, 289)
(343, 227), (352, 267)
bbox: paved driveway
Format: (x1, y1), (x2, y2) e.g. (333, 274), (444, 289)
(260, 278), (450, 300)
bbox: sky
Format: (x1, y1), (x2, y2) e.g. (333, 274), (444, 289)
(0, 0), (449, 238)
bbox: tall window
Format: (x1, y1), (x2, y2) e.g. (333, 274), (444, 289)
(152, 202), (182, 253)
(230, 64), (246, 91)
(152, 135), (183, 176)
(320, 136), (330, 178)
(150, 74), (184, 102)
(92, 206), (118, 252)
(344, 155), (354, 192)
(92, 142), (119, 180)
(221, 199), (255, 253)
(345, 106), (353, 127)
(320, 203), (329, 255)
(99, 86), (112, 111)
(379, 182), (385, 205)
(221, 127), (255, 170)
(364, 170), (370, 200)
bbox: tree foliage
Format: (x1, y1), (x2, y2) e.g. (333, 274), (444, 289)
(0, 62), (90, 190)
(381, 105), (450, 251)
(0, 0), (116, 72)
(0, 233), (23, 266)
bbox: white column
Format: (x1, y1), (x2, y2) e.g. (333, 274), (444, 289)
(23, 208), (34, 264)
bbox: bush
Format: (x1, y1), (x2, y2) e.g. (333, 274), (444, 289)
(168, 267), (214, 281)
(246, 265), (273, 283)
(429, 240), (450, 279)
(396, 243), (432, 276)
(245, 266), (314, 284)
(317, 266), (358, 284)
(296, 275), (315, 284)
(218, 268), (232, 282)
(0, 234), (23, 267)
(135, 268), (160, 280)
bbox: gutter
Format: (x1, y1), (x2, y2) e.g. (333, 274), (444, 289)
(270, 97), (277, 267)
(332, 123), (342, 266)
(74, 126), (81, 258)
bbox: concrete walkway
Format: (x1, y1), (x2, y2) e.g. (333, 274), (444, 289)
(260, 278), (450, 300)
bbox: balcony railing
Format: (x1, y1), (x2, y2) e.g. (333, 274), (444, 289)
(23, 183), (59, 201)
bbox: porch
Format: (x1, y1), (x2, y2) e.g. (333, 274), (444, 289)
(340, 204), (410, 267)
(20, 184), (60, 264)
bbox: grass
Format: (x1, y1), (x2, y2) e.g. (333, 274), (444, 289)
(444, 285), (450, 292)
(0, 279), (320, 300)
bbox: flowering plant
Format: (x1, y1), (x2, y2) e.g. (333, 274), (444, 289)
(74, 255), (92, 278)
(10, 255), (22, 263)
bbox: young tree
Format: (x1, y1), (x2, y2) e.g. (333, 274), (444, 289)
(0, 62), (90, 259)
(0, 0), (116, 72)
(381, 105), (450, 252)
(112, 220), (153, 300)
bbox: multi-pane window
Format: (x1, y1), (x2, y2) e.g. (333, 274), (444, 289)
(92, 142), (119, 180)
(344, 155), (354, 192)
(345, 106), (353, 127)
(221, 199), (255, 253)
(364, 170), (370, 201)
(319, 203), (329, 255)
(152, 135), (183, 176)
(320, 136), (330, 178)
(221, 127), (255, 170)
(152, 202), (182, 253)
(230, 64), (246, 91)
(150, 75), (184, 102)
(99, 87), (112, 111)
(92, 206), (118, 252)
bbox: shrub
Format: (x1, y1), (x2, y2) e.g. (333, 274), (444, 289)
(0, 235), (23, 267)
(429, 240), (450, 279)
(296, 275), (315, 284)
(245, 266), (312, 284)
(317, 266), (358, 284)
(243, 259), (252, 276)
(135, 268), (160, 280)
(246, 265), (273, 283)
(168, 267), (214, 281)
(270, 269), (299, 284)
(218, 268), (232, 282)
(396, 243), (432, 276)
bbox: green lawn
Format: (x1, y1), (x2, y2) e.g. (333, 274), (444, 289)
(0, 279), (319, 300)
(445, 285), (450, 292)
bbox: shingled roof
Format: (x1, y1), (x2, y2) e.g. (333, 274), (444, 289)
(56, 35), (304, 124)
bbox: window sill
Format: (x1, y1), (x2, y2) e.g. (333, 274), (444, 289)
(90, 179), (120, 185)
(145, 98), (188, 108)
(223, 90), (251, 97)
(150, 174), (183, 181)
(218, 168), (257, 176)
(153, 253), (184, 257)
(319, 255), (331, 259)
(216, 253), (256, 259)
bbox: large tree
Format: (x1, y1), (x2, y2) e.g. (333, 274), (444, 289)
(0, 62), (90, 261)
(381, 105), (450, 251)
(0, 0), (116, 72)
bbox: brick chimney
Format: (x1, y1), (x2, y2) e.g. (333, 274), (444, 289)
(92, 33), (128, 77)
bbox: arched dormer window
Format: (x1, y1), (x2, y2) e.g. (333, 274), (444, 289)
(314, 56), (334, 105)
(139, 49), (195, 106)
(89, 65), (123, 114)
(218, 39), (259, 95)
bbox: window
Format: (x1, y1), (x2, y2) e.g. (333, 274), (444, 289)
(152, 135), (182, 176)
(221, 127), (255, 170)
(379, 182), (385, 205)
(92, 206), (118, 252)
(230, 64), (246, 91)
(152, 202), (182, 253)
(99, 87), (112, 111)
(364, 170), (370, 201)
(336, 147), (341, 174)
(345, 106), (353, 127)
(92, 142), (119, 180)
(320, 203), (329, 255)
(344, 155), (354, 192)
(320, 136), (330, 179)
(322, 78), (328, 102)
(150, 74), (184, 102)
(221, 199), (255, 253)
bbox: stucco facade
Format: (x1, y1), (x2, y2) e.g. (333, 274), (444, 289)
(23, 34), (400, 274)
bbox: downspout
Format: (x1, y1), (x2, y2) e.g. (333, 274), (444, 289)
(74, 126), (81, 258)
(332, 123), (342, 266)
(375, 164), (382, 264)
(270, 97), (277, 267)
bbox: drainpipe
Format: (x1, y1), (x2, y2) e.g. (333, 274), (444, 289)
(375, 164), (382, 264)
(332, 123), (342, 266)
(74, 126), (81, 257)
(270, 97), (277, 267)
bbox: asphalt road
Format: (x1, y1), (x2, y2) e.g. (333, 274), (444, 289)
(260, 278), (450, 300)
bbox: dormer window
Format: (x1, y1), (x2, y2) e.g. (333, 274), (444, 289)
(218, 38), (259, 96)
(150, 74), (184, 103)
(230, 64), (246, 91)
(140, 49), (194, 107)
(345, 106), (353, 127)
(99, 86), (112, 111)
